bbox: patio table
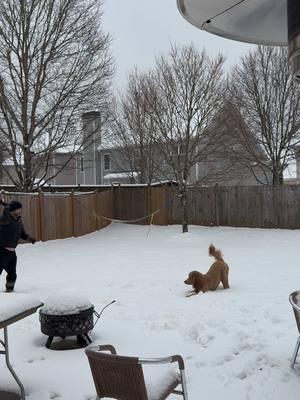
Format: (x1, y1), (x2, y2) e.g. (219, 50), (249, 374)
(0, 293), (43, 400)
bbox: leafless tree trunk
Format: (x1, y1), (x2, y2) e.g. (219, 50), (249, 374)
(111, 70), (159, 184)
(207, 100), (272, 185)
(0, 0), (114, 191)
(144, 44), (225, 232)
(229, 46), (300, 185)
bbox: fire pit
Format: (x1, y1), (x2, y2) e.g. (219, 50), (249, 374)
(39, 289), (115, 350)
(40, 306), (94, 349)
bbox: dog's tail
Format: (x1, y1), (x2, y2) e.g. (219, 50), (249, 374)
(209, 244), (224, 261)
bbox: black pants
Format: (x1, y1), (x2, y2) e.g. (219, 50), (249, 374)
(0, 248), (17, 290)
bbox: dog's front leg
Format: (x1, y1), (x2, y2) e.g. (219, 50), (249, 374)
(185, 290), (197, 298)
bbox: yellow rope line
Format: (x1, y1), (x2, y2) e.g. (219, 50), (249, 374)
(99, 209), (160, 224)
(75, 197), (160, 226)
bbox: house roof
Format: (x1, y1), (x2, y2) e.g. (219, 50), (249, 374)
(97, 139), (115, 151)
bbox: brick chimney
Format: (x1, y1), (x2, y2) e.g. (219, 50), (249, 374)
(81, 111), (101, 185)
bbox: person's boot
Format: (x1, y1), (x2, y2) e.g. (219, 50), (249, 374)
(5, 282), (15, 292)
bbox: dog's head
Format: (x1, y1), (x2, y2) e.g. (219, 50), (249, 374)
(184, 271), (204, 290)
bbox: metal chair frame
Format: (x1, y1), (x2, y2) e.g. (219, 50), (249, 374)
(85, 344), (188, 400)
(289, 291), (300, 368)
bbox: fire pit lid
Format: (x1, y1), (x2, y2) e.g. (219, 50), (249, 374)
(41, 289), (92, 315)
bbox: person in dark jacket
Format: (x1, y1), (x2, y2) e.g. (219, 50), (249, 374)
(0, 199), (36, 292)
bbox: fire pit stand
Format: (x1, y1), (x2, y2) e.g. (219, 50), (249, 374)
(40, 306), (94, 349)
(39, 295), (116, 350)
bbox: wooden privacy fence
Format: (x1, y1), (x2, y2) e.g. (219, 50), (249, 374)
(112, 184), (300, 230)
(1, 189), (113, 242)
(186, 185), (300, 229)
(112, 185), (169, 225)
(1, 184), (300, 242)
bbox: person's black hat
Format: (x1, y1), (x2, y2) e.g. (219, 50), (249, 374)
(9, 200), (23, 212)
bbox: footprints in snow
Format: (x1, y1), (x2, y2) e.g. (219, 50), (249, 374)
(185, 310), (292, 389)
(27, 356), (45, 363)
(188, 325), (215, 347)
(49, 393), (61, 399)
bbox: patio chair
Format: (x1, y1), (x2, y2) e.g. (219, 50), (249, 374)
(289, 290), (300, 368)
(85, 344), (188, 400)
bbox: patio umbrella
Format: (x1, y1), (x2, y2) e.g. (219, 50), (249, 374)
(177, 0), (300, 81)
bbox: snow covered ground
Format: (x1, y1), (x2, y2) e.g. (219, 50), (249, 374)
(1, 223), (300, 399)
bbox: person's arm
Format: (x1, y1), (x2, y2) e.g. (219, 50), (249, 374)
(0, 199), (8, 207)
(0, 206), (11, 225)
(21, 224), (36, 244)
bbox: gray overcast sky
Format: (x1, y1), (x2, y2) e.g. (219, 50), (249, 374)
(102, 0), (254, 91)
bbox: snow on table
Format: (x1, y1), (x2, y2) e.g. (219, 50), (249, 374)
(0, 293), (42, 328)
(41, 289), (92, 315)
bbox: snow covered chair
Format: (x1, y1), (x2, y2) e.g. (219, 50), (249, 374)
(85, 344), (188, 400)
(289, 291), (300, 368)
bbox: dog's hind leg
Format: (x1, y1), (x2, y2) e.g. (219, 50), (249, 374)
(221, 270), (229, 289)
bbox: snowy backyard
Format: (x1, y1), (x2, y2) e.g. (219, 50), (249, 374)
(1, 223), (300, 399)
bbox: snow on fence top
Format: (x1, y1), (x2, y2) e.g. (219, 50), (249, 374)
(41, 289), (92, 315)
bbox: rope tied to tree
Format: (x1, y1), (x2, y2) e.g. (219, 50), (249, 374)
(73, 196), (161, 237)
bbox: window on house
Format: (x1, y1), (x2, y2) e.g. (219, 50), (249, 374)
(104, 154), (111, 170)
(80, 156), (84, 172)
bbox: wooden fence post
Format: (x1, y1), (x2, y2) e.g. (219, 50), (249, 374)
(111, 184), (114, 221)
(38, 190), (45, 242)
(272, 185), (279, 229)
(214, 184), (220, 227)
(275, 186), (281, 228)
(70, 189), (75, 237)
(147, 183), (151, 225)
(164, 185), (168, 225)
(94, 190), (98, 231)
(167, 185), (172, 225)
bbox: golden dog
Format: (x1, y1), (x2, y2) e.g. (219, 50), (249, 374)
(184, 244), (229, 297)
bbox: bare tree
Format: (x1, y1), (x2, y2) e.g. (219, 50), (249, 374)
(0, 0), (114, 191)
(209, 100), (272, 185)
(111, 69), (160, 184)
(144, 44), (225, 232)
(229, 46), (300, 185)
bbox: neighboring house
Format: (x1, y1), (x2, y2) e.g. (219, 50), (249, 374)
(45, 111), (102, 186)
(197, 102), (273, 186)
(0, 108), (273, 187)
(96, 141), (269, 186)
(97, 102), (272, 186)
(1, 156), (23, 185)
(97, 142), (168, 185)
(293, 145), (300, 184)
(46, 111), (102, 186)
(0, 111), (102, 187)
(97, 145), (139, 184)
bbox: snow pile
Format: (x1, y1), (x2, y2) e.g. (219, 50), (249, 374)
(41, 289), (92, 315)
(0, 293), (42, 323)
(144, 366), (180, 400)
(1, 224), (300, 399)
